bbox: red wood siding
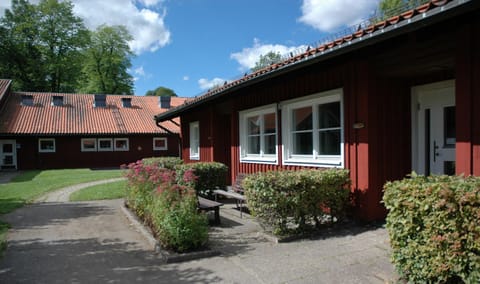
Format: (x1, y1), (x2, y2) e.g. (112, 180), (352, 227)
(14, 134), (180, 170)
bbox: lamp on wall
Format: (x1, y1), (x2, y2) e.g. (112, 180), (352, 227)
(353, 122), (365, 129)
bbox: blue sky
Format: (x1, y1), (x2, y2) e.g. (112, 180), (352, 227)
(0, 0), (380, 97)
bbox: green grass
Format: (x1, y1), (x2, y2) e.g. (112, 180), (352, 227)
(69, 180), (127, 201)
(0, 169), (123, 215)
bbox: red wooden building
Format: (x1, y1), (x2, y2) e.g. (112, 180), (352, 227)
(155, 0), (479, 221)
(0, 80), (186, 170)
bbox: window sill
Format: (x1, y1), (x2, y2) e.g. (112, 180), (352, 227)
(283, 158), (343, 168)
(240, 157), (278, 165)
(190, 156), (200, 160)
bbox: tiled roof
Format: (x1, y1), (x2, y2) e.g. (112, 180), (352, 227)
(0, 92), (187, 135)
(155, 0), (475, 122)
(0, 79), (12, 103)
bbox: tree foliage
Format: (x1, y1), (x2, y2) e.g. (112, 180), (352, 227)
(81, 25), (134, 95)
(251, 51), (282, 72)
(145, 86), (177, 97)
(378, 0), (427, 18)
(0, 0), (134, 94)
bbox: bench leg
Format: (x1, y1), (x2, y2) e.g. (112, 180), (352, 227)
(214, 208), (220, 225)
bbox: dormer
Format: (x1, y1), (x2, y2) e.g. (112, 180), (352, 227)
(94, 94), (106, 107)
(159, 96), (171, 109)
(52, 95), (64, 106)
(21, 95), (34, 106)
(122, 97), (132, 108)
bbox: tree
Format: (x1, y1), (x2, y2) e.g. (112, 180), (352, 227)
(251, 51), (282, 72)
(145, 86), (177, 97)
(0, 0), (47, 91)
(80, 25), (134, 95)
(379, 0), (420, 18)
(37, 0), (89, 92)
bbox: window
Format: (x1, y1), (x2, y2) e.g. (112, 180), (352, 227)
(81, 138), (97, 152)
(153, 137), (168, 151)
(189, 121), (199, 160)
(239, 104), (277, 163)
(52, 96), (63, 106)
(282, 89), (343, 167)
(98, 138), (113, 151)
(38, 138), (55, 153)
(114, 138), (129, 151)
(21, 95), (34, 106)
(94, 94), (106, 107)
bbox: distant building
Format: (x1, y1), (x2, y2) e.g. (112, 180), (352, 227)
(0, 80), (186, 170)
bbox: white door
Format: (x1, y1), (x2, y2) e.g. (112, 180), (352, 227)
(412, 81), (455, 175)
(0, 140), (17, 170)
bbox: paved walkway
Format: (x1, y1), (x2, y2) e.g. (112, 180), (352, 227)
(0, 177), (398, 283)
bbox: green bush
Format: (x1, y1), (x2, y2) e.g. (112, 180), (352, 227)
(383, 174), (480, 283)
(243, 169), (350, 236)
(149, 184), (208, 253)
(142, 157), (183, 170)
(176, 162), (228, 197)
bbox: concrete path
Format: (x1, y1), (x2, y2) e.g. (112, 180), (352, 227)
(0, 177), (398, 283)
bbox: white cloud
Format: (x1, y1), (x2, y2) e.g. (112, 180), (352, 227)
(230, 38), (307, 71)
(183, 76), (190, 81)
(134, 66), (146, 76)
(198, 78), (228, 91)
(299, 0), (379, 32)
(1, 0), (171, 54)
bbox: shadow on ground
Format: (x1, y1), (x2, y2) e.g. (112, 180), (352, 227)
(0, 238), (222, 283)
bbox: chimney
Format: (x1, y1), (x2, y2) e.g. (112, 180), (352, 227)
(52, 95), (63, 106)
(159, 96), (171, 109)
(121, 97), (132, 108)
(94, 94), (106, 107)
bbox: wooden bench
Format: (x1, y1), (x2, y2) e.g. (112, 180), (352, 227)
(198, 196), (223, 225)
(213, 173), (248, 218)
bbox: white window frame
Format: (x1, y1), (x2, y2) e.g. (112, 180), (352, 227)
(281, 88), (344, 167)
(114, 138), (129, 151)
(81, 138), (97, 152)
(189, 121), (200, 160)
(38, 138), (55, 153)
(98, 138), (113, 151)
(153, 137), (168, 151)
(239, 104), (278, 164)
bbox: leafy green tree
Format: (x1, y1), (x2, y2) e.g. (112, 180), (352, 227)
(378, 0), (426, 18)
(80, 25), (134, 95)
(37, 0), (89, 92)
(0, 0), (47, 91)
(145, 86), (177, 97)
(251, 51), (282, 72)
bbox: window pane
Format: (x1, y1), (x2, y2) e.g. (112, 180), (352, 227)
(99, 140), (112, 149)
(115, 140), (127, 149)
(293, 132), (312, 155)
(248, 136), (260, 154)
(40, 140), (54, 150)
(444, 106), (455, 146)
(319, 130), (340, 155)
(318, 102), (340, 129)
(83, 140), (96, 149)
(293, 107), (312, 131)
(154, 139), (165, 148)
(248, 116), (260, 135)
(2, 144), (12, 153)
(264, 134), (276, 155)
(264, 113), (276, 134)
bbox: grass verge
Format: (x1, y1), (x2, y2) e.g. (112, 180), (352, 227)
(69, 179), (127, 201)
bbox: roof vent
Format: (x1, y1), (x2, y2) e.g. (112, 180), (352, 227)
(94, 94), (106, 107)
(52, 95), (63, 106)
(122, 97), (132, 108)
(159, 96), (171, 109)
(21, 95), (33, 106)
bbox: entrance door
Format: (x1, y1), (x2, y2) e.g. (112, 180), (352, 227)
(0, 140), (17, 170)
(412, 81), (455, 175)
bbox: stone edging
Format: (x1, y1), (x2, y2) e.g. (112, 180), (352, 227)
(120, 202), (221, 263)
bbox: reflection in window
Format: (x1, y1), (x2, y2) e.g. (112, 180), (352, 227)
(444, 106), (455, 147)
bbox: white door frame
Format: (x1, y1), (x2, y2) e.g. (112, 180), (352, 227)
(411, 80), (455, 175)
(0, 140), (17, 170)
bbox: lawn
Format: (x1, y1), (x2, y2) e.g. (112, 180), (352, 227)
(0, 168), (123, 256)
(69, 179), (127, 201)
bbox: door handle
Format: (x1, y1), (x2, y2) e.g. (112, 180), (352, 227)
(433, 140), (440, 162)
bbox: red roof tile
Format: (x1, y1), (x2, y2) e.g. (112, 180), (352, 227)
(0, 79), (12, 103)
(0, 92), (187, 135)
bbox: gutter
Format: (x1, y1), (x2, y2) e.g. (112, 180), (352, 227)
(154, 0), (478, 123)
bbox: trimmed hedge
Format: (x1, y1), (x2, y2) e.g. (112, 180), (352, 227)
(176, 162), (228, 197)
(243, 169), (350, 236)
(142, 157), (183, 170)
(383, 174), (480, 283)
